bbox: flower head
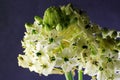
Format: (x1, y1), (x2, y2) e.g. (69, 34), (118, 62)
(18, 4), (120, 79)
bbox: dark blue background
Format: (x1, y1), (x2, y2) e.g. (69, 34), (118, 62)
(0, 0), (120, 80)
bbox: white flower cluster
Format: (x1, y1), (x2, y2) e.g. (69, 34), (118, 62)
(18, 4), (120, 80)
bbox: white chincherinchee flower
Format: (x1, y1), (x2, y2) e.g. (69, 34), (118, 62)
(18, 4), (120, 80)
(55, 47), (79, 72)
(95, 51), (120, 80)
(18, 54), (32, 68)
(84, 60), (98, 76)
(37, 56), (56, 76)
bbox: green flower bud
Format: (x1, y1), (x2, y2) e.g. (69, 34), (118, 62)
(111, 31), (117, 38)
(34, 16), (43, 24)
(25, 23), (32, 28)
(102, 27), (109, 34)
(43, 6), (62, 29)
(56, 24), (63, 31)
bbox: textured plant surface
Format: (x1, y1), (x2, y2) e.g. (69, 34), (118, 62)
(18, 4), (120, 80)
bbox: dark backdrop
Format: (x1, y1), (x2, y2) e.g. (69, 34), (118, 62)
(0, 0), (120, 80)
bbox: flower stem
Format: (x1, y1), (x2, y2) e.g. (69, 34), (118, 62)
(78, 70), (83, 80)
(65, 71), (74, 80)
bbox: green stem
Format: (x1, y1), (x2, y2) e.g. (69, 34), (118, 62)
(78, 70), (83, 80)
(65, 71), (74, 80)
